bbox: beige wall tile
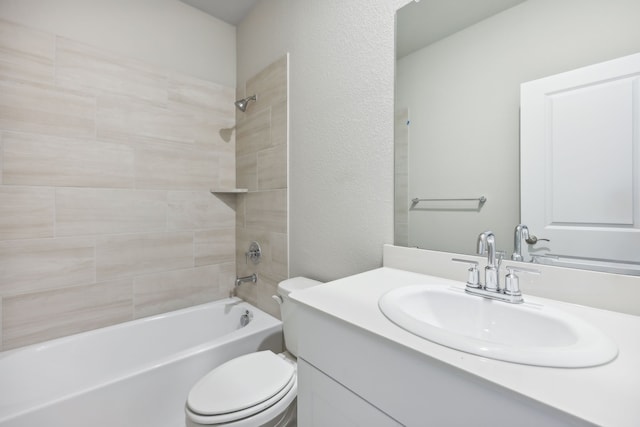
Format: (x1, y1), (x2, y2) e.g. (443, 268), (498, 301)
(56, 188), (167, 236)
(2, 279), (132, 350)
(133, 265), (221, 319)
(244, 190), (287, 234)
(270, 232), (289, 280)
(270, 101), (287, 147)
(237, 152), (257, 191)
(0, 237), (95, 295)
(0, 22), (239, 350)
(136, 143), (219, 190)
(0, 19), (55, 84)
(169, 100), (235, 147)
(97, 94), (190, 144)
(194, 228), (235, 266)
(56, 37), (168, 104)
(2, 132), (135, 188)
(236, 193), (246, 228)
(234, 277), (257, 307)
(97, 94), (231, 146)
(168, 72), (235, 115)
(0, 133), (3, 185)
(218, 144), (236, 189)
(0, 297), (3, 352)
(0, 80), (95, 138)
(257, 143), (287, 190)
(245, 55), (287, 114)
(236, 107), (271, 157)
(256, 275), (281, 320)
(0, 186), (54, 240)
(96, 231), (193, 281)
(219, 262), (236, 296)
(167, 190), (234, 231)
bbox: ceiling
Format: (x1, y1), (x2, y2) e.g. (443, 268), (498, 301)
(396, 0), (526, 58)
(179, 0), (526, 57)
(180, 0), (260, 25)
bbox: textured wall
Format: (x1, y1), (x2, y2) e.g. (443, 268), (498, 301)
(0, 0), (236, 86)
(237, 0), (412, 282)
(0, 19), (236, 350)
(234, 55), (289, 319)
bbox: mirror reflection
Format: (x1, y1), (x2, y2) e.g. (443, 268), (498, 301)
(395, 0), (640, 274)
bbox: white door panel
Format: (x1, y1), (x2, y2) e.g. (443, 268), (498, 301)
(521, 52), (640, 266)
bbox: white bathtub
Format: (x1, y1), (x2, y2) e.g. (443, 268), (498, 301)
(0, 298), (282, 427)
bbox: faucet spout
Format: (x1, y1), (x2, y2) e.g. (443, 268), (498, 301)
(235, 273), (257, 287)
(477, 231), (496, 267)
(512, 224), (530, 261)
(477, 231), (500, 291)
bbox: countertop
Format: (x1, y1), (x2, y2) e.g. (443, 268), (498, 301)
(290, 267), (640, 427)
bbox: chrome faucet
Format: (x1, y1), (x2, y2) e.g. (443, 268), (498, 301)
(512, 224), (529, 261)
(235, 273), (257, 287)
(453, 231), (530, 304)
(453, 231), (539, 304)
(477, 230), (500, 291)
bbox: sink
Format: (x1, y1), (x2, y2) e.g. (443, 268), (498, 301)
(378, 284), (618, 367)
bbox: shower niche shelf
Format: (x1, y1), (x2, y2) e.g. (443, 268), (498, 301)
(210, 188), (248, 194)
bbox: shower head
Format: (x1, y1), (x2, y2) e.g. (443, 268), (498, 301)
(234, 94), (257, 112)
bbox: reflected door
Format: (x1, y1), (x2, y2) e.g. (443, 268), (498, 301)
(521, 52), (640, 267)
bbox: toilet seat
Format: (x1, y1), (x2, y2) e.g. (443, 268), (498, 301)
(186, 351), (297, 426)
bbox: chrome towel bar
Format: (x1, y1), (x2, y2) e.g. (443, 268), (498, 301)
(411, 196), (486, 205)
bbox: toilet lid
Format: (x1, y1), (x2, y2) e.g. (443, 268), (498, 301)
(187, 351), (295, 416)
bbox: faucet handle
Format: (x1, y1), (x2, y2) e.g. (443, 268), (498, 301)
(504, 265), (540, 299)
(525, 235), (550, 245)
(451, 258), (481, 288)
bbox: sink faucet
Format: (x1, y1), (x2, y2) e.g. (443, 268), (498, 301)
(512, 224), (550, 262)
(512, 224), (529, 261)
(477, 230), (500, 291)
(454, 231), (536, 304)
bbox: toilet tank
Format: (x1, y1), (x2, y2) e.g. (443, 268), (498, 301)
(277, 277), (322, 357)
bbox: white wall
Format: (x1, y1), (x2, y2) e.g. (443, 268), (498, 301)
(396, 0), (640, 255)
(237, 0), (411, 282)
(0, 0), (236, 85)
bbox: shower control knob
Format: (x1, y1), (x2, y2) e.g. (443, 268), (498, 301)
(245, 241), (262, 264)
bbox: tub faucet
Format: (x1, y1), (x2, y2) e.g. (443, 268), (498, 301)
(235, 273), (257, 287)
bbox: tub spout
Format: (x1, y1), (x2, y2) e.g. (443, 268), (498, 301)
(235, 273), (257, 287)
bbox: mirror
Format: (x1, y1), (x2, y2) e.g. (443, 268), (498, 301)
(395, 0), (640, 273)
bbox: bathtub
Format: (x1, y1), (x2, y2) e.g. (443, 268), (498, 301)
(0, 298), (282, 427)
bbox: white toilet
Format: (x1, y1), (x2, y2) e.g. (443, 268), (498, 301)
(185, 277), (321, 427)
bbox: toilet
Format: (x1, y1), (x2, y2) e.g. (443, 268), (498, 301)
(185, 277), (321, 427)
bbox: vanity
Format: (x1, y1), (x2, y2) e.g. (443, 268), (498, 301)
(291, 245), (640, 426)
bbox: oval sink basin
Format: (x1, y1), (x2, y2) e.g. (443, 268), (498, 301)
(379, 285), (618, 367)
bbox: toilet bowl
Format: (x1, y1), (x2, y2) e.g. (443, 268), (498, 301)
(185, 277), (321, 427)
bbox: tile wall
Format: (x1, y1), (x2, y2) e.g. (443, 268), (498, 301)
(235, 55), (289, 319)
(0, 19), (237, 350)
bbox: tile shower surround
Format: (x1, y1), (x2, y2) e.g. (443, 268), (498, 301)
(235, 56), (289, 320)
(0, 19), (239, 350)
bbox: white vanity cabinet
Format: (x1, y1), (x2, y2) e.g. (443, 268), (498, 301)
(295, 304), (589, 427)
(297, 358), (401, 426)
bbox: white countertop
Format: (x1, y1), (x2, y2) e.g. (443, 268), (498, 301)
(291, 267), (640, 427)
